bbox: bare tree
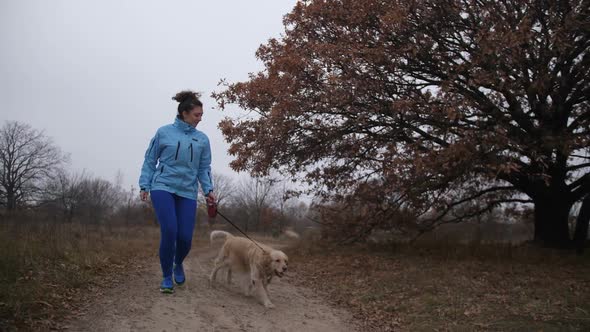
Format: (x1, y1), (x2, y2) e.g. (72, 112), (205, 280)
(211, 172), (235, 206)
(40, 170), (89, 222)
(78, 177), (121, 224)
(0, 121), (69, 211)
(38, 170), (123, 224)
(194, 172), (235, 227)
(234, 176), (279, 232)
(198, 172), (236, 208)
(274, 180), (304, 234)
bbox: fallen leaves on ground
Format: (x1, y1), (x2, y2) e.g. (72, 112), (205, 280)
(289, 243), (590, 331)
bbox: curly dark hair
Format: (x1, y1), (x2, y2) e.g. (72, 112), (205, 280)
(172, 90), (203, 119)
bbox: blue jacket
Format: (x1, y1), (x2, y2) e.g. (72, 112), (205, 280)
(139, 117), (214, 200)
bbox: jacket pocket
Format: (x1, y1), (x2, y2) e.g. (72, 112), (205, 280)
(192, 175), (198, 192)
(174, 141), (180, 160)
(154, 165), (165, 183)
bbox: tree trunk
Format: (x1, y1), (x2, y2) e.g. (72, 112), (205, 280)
(533, 196), (572, 248)
(6, 190), (16, 211)
(573, 194), (590, 255)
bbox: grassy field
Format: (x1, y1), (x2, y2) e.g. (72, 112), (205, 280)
(0, 221), (165, 331)
(2, 220), (589, 331)
(290, 241), (590, 331)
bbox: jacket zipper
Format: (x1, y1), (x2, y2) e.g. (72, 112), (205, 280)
(175, 141), (180, 160)
(189, 143), (193, 162)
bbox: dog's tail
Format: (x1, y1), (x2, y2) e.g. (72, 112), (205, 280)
(210, 230), (232, 244)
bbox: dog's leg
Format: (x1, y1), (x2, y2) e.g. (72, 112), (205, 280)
(209, 257), (227, 286)
(226, 267), (232, 285)
(249, 264), (274, 308)
(253, 280), (274, 308)
(262, 277), (272, 299)
(241, 277), (253, 296)
(249, 264), (259, 283)
(209, 263), (221, 285)
(245, 264), (258, 296)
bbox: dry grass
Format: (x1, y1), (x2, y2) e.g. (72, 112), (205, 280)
(290, 241), (590, 331)
(3, 219), (588, 331)
(0, 221), (163, 331)
(0, 220), (269, 331)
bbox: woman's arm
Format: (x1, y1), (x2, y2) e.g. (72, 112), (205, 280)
(197, 135), (214, 197)
(139, 131), (160, 194)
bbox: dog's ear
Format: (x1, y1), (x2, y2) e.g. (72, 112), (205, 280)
(262, 251), (272, 264)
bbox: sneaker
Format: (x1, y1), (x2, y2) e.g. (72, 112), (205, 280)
(160, 276), (174, 294)
(173, 264), (185, 285)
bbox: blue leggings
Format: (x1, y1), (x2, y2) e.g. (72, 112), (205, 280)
(150, 190), (197, 278)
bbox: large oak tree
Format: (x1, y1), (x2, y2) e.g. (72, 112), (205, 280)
(214, 0), (590, 247)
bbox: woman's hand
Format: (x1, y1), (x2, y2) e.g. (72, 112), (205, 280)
(206, 191), (217, 205)
(140, 190), (149, 201)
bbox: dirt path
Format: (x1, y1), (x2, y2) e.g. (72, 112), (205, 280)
(63, 242), (355, 332)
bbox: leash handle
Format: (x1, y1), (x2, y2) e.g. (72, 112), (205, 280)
(207, 201), (218, 218)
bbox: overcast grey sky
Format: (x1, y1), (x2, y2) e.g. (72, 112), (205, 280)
(0, 0), (297, 191)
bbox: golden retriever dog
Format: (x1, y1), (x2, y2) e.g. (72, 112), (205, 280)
(209, 230), (288, 308)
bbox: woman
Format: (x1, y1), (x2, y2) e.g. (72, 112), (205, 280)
(139, 90), (216, 293)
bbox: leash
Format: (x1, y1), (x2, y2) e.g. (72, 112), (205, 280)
(210, 202), (267, 253)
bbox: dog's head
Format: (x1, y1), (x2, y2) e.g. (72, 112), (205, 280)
(269, 250), (289, 278)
